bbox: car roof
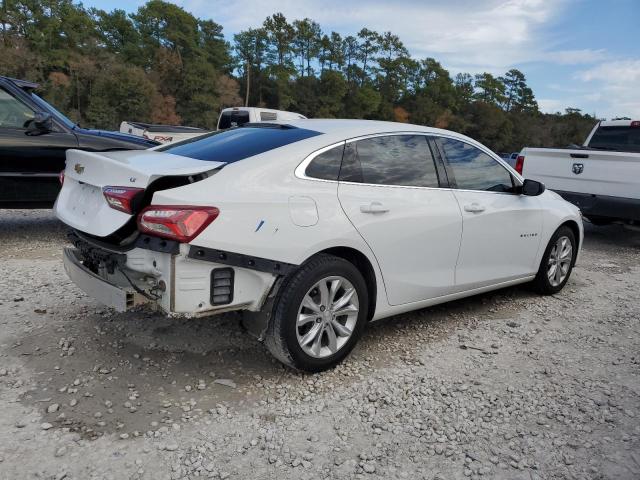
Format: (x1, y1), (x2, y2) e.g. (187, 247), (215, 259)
(0, 76), (39, 91)
(272, 118), (472, 144)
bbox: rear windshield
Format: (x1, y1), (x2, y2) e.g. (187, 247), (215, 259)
(218, 110), (250, 130)
(589, 126), (640, 153)
(157, 126), (322, 163)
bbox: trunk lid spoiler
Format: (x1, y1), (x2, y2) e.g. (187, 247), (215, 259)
(55, 149), (223, 237)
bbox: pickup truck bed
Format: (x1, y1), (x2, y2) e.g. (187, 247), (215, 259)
(519, 120), (640, 224)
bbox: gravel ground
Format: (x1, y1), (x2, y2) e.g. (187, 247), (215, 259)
(0, 209), (638, 480)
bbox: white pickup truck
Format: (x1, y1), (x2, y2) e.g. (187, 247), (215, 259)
(120, 108), (307, 144)
(517, 119), (640, 226)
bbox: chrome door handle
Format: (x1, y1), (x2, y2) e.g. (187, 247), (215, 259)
(464, 203), (485, 213)
(360, 202), (389, 214)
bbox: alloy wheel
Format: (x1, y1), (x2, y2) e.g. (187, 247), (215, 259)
(295, 275), (359, 358)
(547, 235), (573, 287)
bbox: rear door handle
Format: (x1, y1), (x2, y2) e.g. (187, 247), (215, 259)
(464, 203), (485, 213)
(360, 201), (389, 214)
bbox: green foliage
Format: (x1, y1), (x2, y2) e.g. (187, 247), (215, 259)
(1, 0), (236, 129)
(499, 69), (538, 113)
(86, 63), (155, 129)
(0, 0), (599, 150)
(263, 13), (294, 68)
(93, 9), (142, 63)
(474, 72), (506, 105)
(176, 59), (219, 128)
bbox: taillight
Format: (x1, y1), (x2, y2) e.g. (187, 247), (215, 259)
(103, 186), (144, 214)
(59, 170), (65, 185)
(631, 120), (640, 128)
(515, 155), (525, 174)
(137, 206), (219, 243)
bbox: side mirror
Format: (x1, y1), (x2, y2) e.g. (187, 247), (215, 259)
(26, 112), (53, 135)
(521, 178), (545, 196)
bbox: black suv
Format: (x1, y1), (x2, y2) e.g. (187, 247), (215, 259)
(0, 76), (158, 208)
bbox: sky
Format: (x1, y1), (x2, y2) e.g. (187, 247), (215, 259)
(83, 0), (640, 119)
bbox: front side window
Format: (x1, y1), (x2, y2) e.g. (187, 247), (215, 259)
(305, 144), (344, 180)
(30, 93), (75, 129)
(0, 88), (34, 128)
(439, 137), (514, 192)
(339, 135), (440, 188)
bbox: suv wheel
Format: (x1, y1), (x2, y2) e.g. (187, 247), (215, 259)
(265, 254), (369, 372)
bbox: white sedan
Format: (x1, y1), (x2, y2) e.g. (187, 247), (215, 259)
(55, 120), (583, 372)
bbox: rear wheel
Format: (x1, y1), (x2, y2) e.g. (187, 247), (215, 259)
(532, 226), (577, 295)
(264, 254), (369, 372)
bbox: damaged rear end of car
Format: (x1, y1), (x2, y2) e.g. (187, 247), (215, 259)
(54, 146), (282, 322)
(56, 147), (230, 314)
(54, 125), (323, 331)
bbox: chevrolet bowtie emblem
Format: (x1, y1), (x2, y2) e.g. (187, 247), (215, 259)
(74, 163), (84, 174)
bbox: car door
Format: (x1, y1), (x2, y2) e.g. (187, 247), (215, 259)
(435, 136), (544, 290)
(337, 134), (462, 306)
(0, 86), (78, 206)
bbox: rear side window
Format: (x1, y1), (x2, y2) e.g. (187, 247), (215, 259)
(260, 111), (277, 121)
(305, 144), (344, 180)
(439, 137), (514, 192)
(339, 135), (440, 188)
(589, 126), (640, 153)
(158, 126), (322, 163)
(218, 110), (250, 130)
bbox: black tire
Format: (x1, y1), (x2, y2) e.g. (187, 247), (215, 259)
(532, 225), (577, 295)
(264, 254), (369, 372)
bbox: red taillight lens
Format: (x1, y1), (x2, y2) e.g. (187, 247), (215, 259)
(137, 206), (219, 243)
(59, 170), (65, 185)
(515, 155), (525, 174)
(103, 186), (144, 214)
(631, 120), (640, 127)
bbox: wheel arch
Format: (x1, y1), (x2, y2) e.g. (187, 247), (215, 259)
(311, 246), (378, 321)
(559, 219), (582, 251)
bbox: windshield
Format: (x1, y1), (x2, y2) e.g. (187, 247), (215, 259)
(158, 125), (322, 163)
(589, 126), (640, 153)
(30, 93), (76, 129)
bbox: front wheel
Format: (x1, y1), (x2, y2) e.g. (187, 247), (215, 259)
(264, 254), (369, 372)
(532, 226), (577, 295)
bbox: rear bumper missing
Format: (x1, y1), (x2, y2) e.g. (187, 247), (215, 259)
(62, 239), (282, 317)
(62, 247), (148, 312)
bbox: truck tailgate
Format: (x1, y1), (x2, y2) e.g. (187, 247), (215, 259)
(521, 148), (640, 200)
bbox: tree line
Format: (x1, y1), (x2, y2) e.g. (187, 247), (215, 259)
(0, 0), (599, 152)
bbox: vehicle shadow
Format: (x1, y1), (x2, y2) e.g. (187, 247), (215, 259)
(582, 222), (640, 251)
